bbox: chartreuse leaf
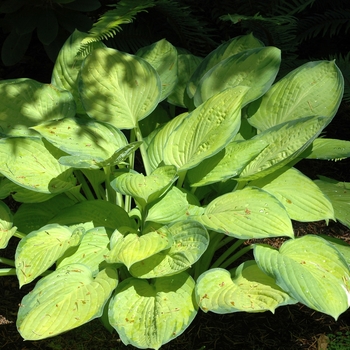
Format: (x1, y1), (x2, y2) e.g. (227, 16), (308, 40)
(319, 235), (350, 266)
(194, 47), (281, 107)
(108, 272), (197, 350)
(304, 138), (350, 160)
(136, 39), (178, 101)
(106, 227), (174, 269)
(239, 116), (328, 181)
(129, 220), (209, 278)
(48, 200), (133, 230)
(187, 33), (263, 98)
(0, 201), (17, 249)
(13, 194), (76, 234)
(187, 138), (268, 187)
(146, 187), (189, 224)
(17, 264), (118, 340)
(51, 30), (104, 113)
(167, 53), (203, 107)
(0, 78), (75, 137)
(196, 261), (296, 314)
(250, 167), (334, 222)
(163, 86), (248, 171)
(57, 227), (110, 276)
(79, 47), (161, 129)
(314, 177), (350, 228)
(32, 115), (128, 169)
(15, 224), (84, 287)
(111, 165), (178, 207)
(254, 235), (350, 319)
(0, 137), (75, 194)
(192, 187), (293, 239)
(248, 60), (344, 131)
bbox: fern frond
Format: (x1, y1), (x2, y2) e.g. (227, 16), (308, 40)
(298, 8), (350, 42)
(273, 0), (316, 15)
(78, 0), (156, 56)
(331, 53), (350, 103)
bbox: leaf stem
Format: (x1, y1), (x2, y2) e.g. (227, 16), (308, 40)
(135, 124), (151, 176)
(0, 257), (15, 267)
(0, 268), (16, 276)
(74, 170), (96, 200)
(211, 239), (245, 268)
(219, 245), (253, 270)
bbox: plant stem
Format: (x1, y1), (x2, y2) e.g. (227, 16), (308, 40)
(219, 245), (253, 270)
(14, 231), (26, 239)
(0, 268), (16, 276)
(211, 239), (245, 269)
(0, 257), (15, 267)
(135, 124), (152, 176)
(177, 170), (187, 189)
(103, 166), (116, 204)
(74, 170), (95, 200)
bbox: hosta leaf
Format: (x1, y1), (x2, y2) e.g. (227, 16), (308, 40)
(108, 273), (197, 350)
(250, 167), (334, 222)
(0, 137), (75, 193)
(0, 201), (17, 249)
(187, 33), (263, 98)
(167, 53), (203, 107)
(106, 227), (174, 268)
(111, 165), (178, 207)
(314, 177), (350, 228)
(196, 262), (296, 314)
(254, 235), (350, 319)
(163, 86), (248, 171)
(319, 235), (350, 266)
(136, 39), (178, 101)
(194, 47), (281, 107)
(49, 200), (132, 230)
(79, 47), (161, 129)
(57, 227), (110, 276)
(32, 115), (127, 163)
(51, 30), (104, 114)
(15, 224), (84, 286)
(0, 78), (75, 137)
(192, 187), (294, 239)
(187, 138), (268, 187)
(304, 138), (350, 160)
(146, 187), (189, 224)
(13, 194), (76, 234)
(248, 60), (344, 131)
(129, 220), (209, 278)
(239, 116), (329, 181)
(17, 265), (118, 340)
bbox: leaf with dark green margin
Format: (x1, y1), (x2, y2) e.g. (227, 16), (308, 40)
(254, 235), (350, 319)
(79, 47), (161, 129)
(15, 224), (84, 286)
(0, 201), (17, 249)
(17, 265), (118, 340)
(0, 79), (75, 137)
(196, 261), (296, 314)
(192, 187), (294, 239)
(108, 272), (197, 349)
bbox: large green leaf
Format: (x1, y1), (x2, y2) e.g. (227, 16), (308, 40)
(136, 39), (178, 101)
(254, 235), (350, 319)
(162, 86), (248, 171)
(15, 224), (84, 286)
(192, 187), (294, 239)
(79, 47), (161, 129)
(0, 137), (75, 193)
(129, 220), (209, 278)
(51, 30), (105, 114)
(239, 116), (329, 181)
(187, 138), (268, 187)
(187, 33), (263, 98)
(111, 165), (178, 207)
(303, 138), (350, 161)
(314, 177), (350, 228)
(17, 265), (118, 340)
(250, 167), (334, 222)
(196, 261), (296, 314)
(108, 273), (197, 350)
(57, 226), (110, 276)
(32, 115), (128, 168)
(248, 60), (344, 131)
(0, 201), (17, 249)
(167, 53), (203, 107)
(0, 78), (75, 137)
(194, 47), (281, 107)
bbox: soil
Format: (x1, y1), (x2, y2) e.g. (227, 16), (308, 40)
(1, 32), (350, 350)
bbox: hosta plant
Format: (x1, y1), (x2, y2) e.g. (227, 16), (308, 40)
(1, 31), (350, 349)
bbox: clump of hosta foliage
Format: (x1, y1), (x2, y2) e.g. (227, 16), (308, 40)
(1, 32), (350, 349)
